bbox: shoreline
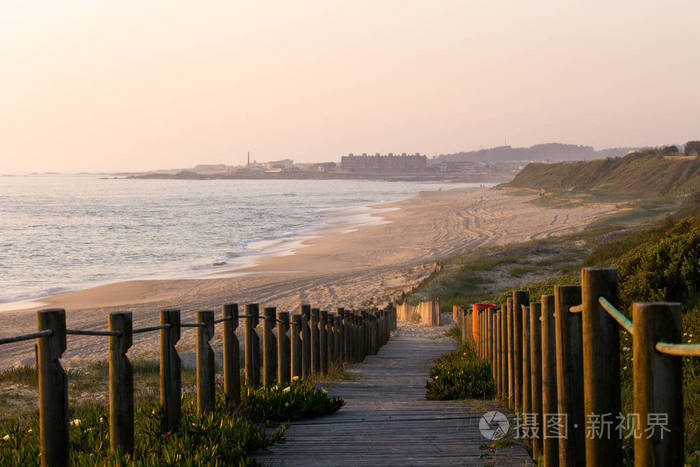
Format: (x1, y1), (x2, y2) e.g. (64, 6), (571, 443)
(0, 186), (616, 368)
(0, 183), (476, 308)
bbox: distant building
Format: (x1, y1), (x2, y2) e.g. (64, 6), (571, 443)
(265, 159), (294, 170)
(340, 153), (427, 172)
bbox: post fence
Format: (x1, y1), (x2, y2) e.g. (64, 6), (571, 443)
(196, 310), (215, 414)
(581, 268), (621, 465)
(277, 311), (290, 385)
(109, 312), (134, 456)
(291, 314), (302, 380)
(37, 309), (69, 467)
(244, 304), (260, 386)
(263, 307), (277, 386)
(300, 305), (311, 378)
(160, 309), (181, 433)
(222, 304), (240, 405)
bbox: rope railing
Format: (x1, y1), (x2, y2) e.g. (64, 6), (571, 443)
(132, 324), (170, 334)
(0, 330), (52, 346)
(656, 342), (700, 357)
(597, 296), (634, 335)
(0, 302), (398, 466)
(66, 329), (121, 337)
(459, 267), (695, 467)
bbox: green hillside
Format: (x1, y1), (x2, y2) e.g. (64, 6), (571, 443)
(506, 149), (700, 197)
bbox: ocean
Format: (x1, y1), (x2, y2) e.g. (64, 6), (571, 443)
(0, 175), (483, 304)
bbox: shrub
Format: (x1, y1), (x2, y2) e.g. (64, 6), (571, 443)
(426, 344), (495, 400)
(241, 379), (344, 422)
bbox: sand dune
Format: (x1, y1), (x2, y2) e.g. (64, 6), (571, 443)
(0, 187), (614, 369)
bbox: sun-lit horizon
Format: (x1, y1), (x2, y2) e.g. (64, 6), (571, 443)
(2, 1), (699, 173)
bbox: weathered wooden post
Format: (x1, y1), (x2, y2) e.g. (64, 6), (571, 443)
(160, 309), (181, 433)
(487, 308), (493, 375)
(337, 308), (345, 362)
(633, 302), (683, 467)
(291, 314), (302, 380)
(262, 307), (276, 386)
(334, 315), (342, 362)
(513, 291), (529, 414)
(355, 312), (361, 362)
(554, 285), (584, 467)
(222, 304), (240, 405)
(244, 304), (260, 385)
(277, 311), (290, 385)
(529, 302), (542, 460)
(37, 309), (68, 467)
(196, 311), (215, 414)
(541, 295), (558, 467)
(109, 312), (133, 457)
(501, 303), (507, 400)
(320, 310), (329, 373)
(492, 309), (497, 378)
(370, 313), (378, 355)
(300, 305), (311, 378)
(581, 268), (621, 465)
(495, 308), (501, 396)
(522, 302), (532, 442)
(507, 297), (514, 409)
(361, 311), (368, 360)
(327, 312), (335, 364)
(311, 308), (320, 374)
(343, 310), (351, 363)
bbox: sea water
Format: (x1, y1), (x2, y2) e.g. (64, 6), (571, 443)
(0, 175), (482, 304)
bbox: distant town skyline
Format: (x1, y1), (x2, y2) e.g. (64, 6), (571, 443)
(2, 1), (699, 173)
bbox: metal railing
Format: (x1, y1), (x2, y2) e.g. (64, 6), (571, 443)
(0, 303), (398, 467)
(460, 267), (696, 467)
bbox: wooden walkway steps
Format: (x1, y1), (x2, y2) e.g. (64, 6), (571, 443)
(253, 331), (533, 466)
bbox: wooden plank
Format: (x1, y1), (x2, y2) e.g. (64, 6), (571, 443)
(253, 332), (533, 466)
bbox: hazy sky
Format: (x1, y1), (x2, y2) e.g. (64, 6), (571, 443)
(1, 1), (699, 173)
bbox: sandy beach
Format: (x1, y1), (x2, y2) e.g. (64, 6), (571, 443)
(0, 186), (614, 369)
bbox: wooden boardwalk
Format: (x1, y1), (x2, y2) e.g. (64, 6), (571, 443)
(253, 331), (533, 466)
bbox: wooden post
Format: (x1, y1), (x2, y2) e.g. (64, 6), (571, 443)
(291, 314), (302, 380)
(513, 291), (529, 414)
(540, 295), (558, 467)
(355, 312), (361, 362)
(507, 297), (514, 409)
(361, 311), (368, 361)
(522, 301), (532, 442)
(160, 309), (181, 433)
(311, 308), (320, 374)
(496, 308), (501, 396)
(501, 303), (507, 401)
(320, 310), (328, 373)
(262, 307), (276, 386)
(37, 309), (68, 467)
(581, 268), (621, 465)
(487, 309), (493, 375)
(222, 304), (240, 405)
(244, 304), (260, 386)
(370, 314), (378, 355)
(334, 315), (342, 362)
(300, 305), (311, 378)
(326, 311), (334, 364)
(633, 302), (683, 467)
(343, 309), (352, 363)
(554, 285), (584, 467)
(277, 311), (290, 385)
(109, 312), (133, 457)
(338, 308), (345, 362)
(529, 302), (543, 460)
(196, 311), (215, 414)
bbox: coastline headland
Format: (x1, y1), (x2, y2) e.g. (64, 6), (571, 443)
(0, 186), (614, 369)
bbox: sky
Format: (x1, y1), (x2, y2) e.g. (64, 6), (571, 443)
(1, 1), (699, 173)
